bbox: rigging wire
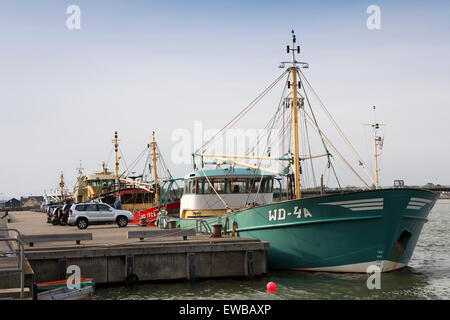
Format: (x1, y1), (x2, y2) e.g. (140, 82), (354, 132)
(299, 71), (342, 190)
(245, 78), (290, 205)
(118, 147), (129, 177)
(246, 77), (289, 157)
(200, 166), (230, 209)
(120, 147), (148, 178)
(302, 111), (370, 188)
(195, 64), (376, 201)
(105, 146), (114, 169)
(298, 69), (375, 186)
(196, 69), (289, 156)
(300, 102), (317, 188)
(245, 126), (278, 205)
(304, 112), (317, 187)
(141, 147), (151, 182)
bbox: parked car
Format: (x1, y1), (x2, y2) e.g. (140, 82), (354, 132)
(51, 206), (71, 226)
(46, 205), (62, 223)
(68, 203), (134, 229)
(62, 203), (72, 214)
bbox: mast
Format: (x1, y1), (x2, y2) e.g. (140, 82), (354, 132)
(149, 132), (159, 205)
(113, 131), (120, 178)
(59, 171), (64, 201)
(290, 66), (301, 199)
(374, 127), (379, 189)
(113, 131), (121, 200)
(371, 106), (384, 189)
(281, 30), (309, 199)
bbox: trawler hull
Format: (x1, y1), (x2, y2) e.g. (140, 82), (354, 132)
(232, 188), (438, 272)
(180, 188), (438, 272)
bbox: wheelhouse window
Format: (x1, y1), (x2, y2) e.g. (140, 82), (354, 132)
(102, 180), (114, 187)
(215, 180), (225, 194)
(183, 176), (273, 194)
(88, 180), (101, 187)
(204, 179), (214, 194)
(265, 178), (273, 193)
(192, 179), (200, 194)
(185, 179), (200, 194)
(248, 177), (273, 193)
(249, 179), (261, 193)
(228, 179), (247, 194)
(204, 179), (225, 194)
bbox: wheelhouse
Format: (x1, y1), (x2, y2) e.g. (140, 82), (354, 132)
(180, 167), (274, 219)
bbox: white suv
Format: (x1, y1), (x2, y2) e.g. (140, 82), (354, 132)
(68, 203), (134, 229)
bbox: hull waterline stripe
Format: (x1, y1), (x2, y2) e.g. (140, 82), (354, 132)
(231, 215), (382, 233)
(408, 201), (426, 206)
(341, 202), (383, 208)
(350, 206), (383, 211)
(406, 205), (422, 210)
(410, 197), (432, 203)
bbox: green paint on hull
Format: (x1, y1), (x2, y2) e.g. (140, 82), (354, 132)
(178, 189), (438, 272)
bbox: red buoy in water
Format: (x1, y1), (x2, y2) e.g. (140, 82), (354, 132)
(267, 281), (276, 293)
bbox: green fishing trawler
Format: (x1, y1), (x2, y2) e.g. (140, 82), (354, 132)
(175, 31), (438, 272)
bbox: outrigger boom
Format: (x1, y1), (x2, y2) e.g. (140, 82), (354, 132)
(197, 153), (329, 177)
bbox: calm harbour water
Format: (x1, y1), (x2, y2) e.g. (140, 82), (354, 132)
(94, 200), (450, 300)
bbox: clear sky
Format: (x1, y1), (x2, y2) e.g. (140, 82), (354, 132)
(0, 0), (449, 198)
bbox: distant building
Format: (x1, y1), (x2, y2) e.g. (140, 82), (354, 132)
(21, 196), (44, 208)
(5, 198), (21, 209)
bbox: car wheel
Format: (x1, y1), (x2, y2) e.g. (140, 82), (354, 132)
(116, 216), (128, 228)
(77, 218), (89, 229)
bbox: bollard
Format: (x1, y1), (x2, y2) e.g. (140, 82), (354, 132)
(210, 223), (222, 238)
(168, 219), (177, 229)
(232, 221), (237, 237)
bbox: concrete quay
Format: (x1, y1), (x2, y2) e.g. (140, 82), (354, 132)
(0, 217), (34, 298)
(1, 211), (269, 288)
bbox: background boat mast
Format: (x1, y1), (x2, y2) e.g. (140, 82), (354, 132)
(59, 171), (64, 201)
(113, 131), (121, 200)
(149, 132), (159, 206)
(371, 106), (384, 189)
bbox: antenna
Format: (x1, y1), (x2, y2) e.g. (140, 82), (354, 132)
(279, 30), (309, 69)
(364, 106), (385, 189)
(77, 160), (84, 177)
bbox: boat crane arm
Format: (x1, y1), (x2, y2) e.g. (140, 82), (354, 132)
(206, 155), (282, 176)
(118, 178), (154, 193)
(197, 153), (328, 162)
